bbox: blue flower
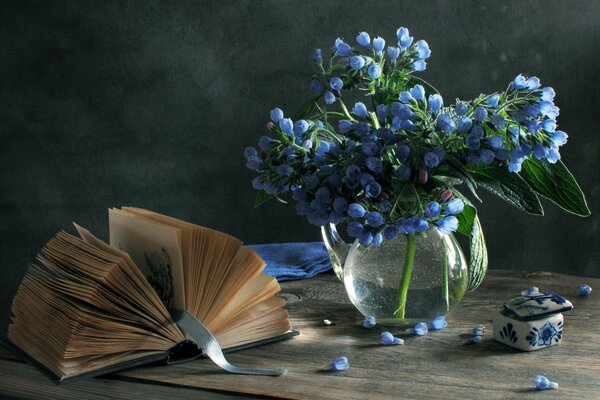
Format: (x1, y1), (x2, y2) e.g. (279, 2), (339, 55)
(251, 177), (263, 190)
(428, 316), (447, 330)
(339, 120), (354, 134)
(380, 331), (403, 345)
(537, 100), (553, 116)
(486, 94), (500, 108)
(445, 198), (464, 215)
(513, 74), (528, 89)
(534, 375), (558, 390)
(376, 104), (389, 122)
(324, 90), (336, 104)
(270, 108), (284, 123)
(508, 161), (522, 173)
(395, 165), (411, 181)
(473, 106), (488, 122)
(276, 164), (293, 176)
(526, 76), (541, 90)
(366, 211), (385, 227)
(372, 37), (385, 55)
(331, 197), (348, 214)
(356, 31), (370, 47)
(436, 113), (456, 134)
(259, 136), (273, 151)
(457, 117), (473, 133)
(407, 322), (428, 336)
(410, 84), (425, 101)
(304, 175), (320, 190)
(424, 201), (441, 218)
(541, 119), (557, 133)
(294, 119), (310, 135)
(436, 216), (458, 234)
(455, 102), (468, 116)
(428, 94), (443, 114)
(580, 284), (592, 296)
(386, 46), (400, 64)
(349, 55), (366, 71)
(490, 114), (506, 129)
(541, 87), (555, 101)
(383, 224), (400, 240)
(280, 118), (294, 136)
(313, 48), (323, 63)
(414, 40), (431, 59)
(348, 203), (366, 218)
(479, 149), (495, 164)
(399, 90), (413, 103)
(330, 356), (349, 371)
(361, 315), (376, 328)
(330, 77), (344, 90)
(345, 164), (362, 181)
(362, 142), (380, 157)
(347, 221), (365, 237)
(396, 27), (413, 49)
(533, 143), (548, 160)
(358, 231), (374, 245)
(365, 181), (382, 198)
(413, 217), (429, 233)
(424, 151), (440, 169)
(546, 146), (561, 163)
(315, 187), (330, 203)
(333, 38), (353, 57)
(411, 59), (426, 71)
(352, 102), (369, 118)
(465, 135), (481, 150)
(367, 64), (382, 79)
(395, 144), (410, 161)
(391, 102), (415, 119)
(366, 157), (383, 174)
(310, 79), (321, 94)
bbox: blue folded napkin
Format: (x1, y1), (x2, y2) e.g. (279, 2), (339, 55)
(247, 242), (332, 281)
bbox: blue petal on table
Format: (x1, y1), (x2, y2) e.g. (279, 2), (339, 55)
(247, 242), (331, 281)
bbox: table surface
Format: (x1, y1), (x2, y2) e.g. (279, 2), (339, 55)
(1, 269), (599, 400)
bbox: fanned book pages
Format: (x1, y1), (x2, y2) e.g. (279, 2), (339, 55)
(6, 207), (296, 383)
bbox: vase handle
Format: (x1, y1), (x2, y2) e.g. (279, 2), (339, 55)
(321, 223), (349, 282)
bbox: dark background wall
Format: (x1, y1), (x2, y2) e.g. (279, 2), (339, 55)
(1, 0), (599, 330)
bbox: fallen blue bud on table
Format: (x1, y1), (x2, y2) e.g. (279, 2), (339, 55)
(330, 356), (349, 371)
(362, 315), (376, 328)
(380, 331), (404, 345)
(463, 336), (481, 345)
(428, 316), (447, 330)
(521, 287), (539, 296)
(406, 322), (428, 336)
(470, 325), (485, 336)
(534, 375), (558, 390)
(580, 284), (592, 296)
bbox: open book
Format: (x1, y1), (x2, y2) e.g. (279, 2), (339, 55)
(6, 207), (295, 382)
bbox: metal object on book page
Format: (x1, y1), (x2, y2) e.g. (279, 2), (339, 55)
(170, 309), (288, 376)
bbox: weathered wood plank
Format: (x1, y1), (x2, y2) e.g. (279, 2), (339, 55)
(2, 269), (599, 399)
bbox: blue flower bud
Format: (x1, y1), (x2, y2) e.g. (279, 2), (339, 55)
(391, 116), (401, 131)
(383, 224), (400, 240)
(526, 76), (541, 90)
(541, 87), (555, 101)
(513, 74), (528, 89)
(411, 59), (426, 71)
(356, 31), (370, 47)
(429, 316), (447, 330)
(338, 120), (354, 134)
(401, 119), (416, 131)
(428, 94), (443, 114)
(372, 37), (385, 55)
(349, 55), (366, 71)
(396, 27), (413, 49)
(348, 203), (366, 219)
(541, 119), (557, 133)
(423, 151), (440, 168)
(251, 177), (263, 190)
(457, 117), (473, 133)
(358, 231), (374, 245)
(445, 198), (464, 215)
(486, 94), (500, 108)
(330, 356), (349, 371)
(455, 102), (468, 116)
(465, 135), (480, 150)
(410, 84), (425, 101)
(279, 118), (294, 136)
(395, 164), (411, 181)
(537, 100), (553, 117)
(380, 331), (403, 345)
(414, 40), (431, 58)
(276, 164), (293, 176)
(551, 130), (568, 146)
(464, 336), (482, 345)
(487, 135), (503, 149)
(294, 119), (310, 135)
(324, 90), (336, 104)
(329, 77), (344, 90)
(424, 201), (441, 218)
(386, 46), (400, 64)
(376, 104), (389, 122)
(473, 106), (488, 121)
(333, 38), (353, 57)
(407, 322), (428, 336)
(365, 181), (382, 198)
(436, 216), (458, 234)
(436, 113), (456, 134)
(534, 375), (558, 390)
(399, 90), (413, 103)
(366, 211), (385, 227)
(391, 102), (415, 119)
(490, 114), (506, 129)
(525, 120), (539, 133)
(413, 217), (429, 233)
(395, 144), (410, 161)
(361, 315), (376, 328)
(244, 146), (259, 159)
(366, 157), (383, 174)
(580, 284), (592, 296)
(352, 102), (369, 118)
(270, 107), (284, 123)
(310, 78), (321, 94)
(313, 48), (323, 63)
(367, 64), (382, 79)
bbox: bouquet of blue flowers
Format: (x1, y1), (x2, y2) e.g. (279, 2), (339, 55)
(244, 27), (589, 290)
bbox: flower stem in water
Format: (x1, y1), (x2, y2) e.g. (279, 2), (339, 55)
(394, 234), (416, 320)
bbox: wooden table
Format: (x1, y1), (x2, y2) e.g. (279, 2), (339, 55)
(1, 269), (599, 399)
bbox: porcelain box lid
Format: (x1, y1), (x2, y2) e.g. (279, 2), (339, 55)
(503, 292), (573, 320)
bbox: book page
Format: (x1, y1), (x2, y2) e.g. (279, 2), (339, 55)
(109, 208), (185, 310)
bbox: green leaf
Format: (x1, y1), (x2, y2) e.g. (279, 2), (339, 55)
(520, 159), (591, 217)
(292, 96), (319, 121)
(466, 164), (544, 215)
(254, 190), (274, 207)
(468, 215), (488, 291)
(455, 203), (477, 236)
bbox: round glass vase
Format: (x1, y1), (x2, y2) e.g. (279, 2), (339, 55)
(322, 225), (469, 326)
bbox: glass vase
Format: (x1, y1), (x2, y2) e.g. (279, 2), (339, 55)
(322, 224), (469, 326)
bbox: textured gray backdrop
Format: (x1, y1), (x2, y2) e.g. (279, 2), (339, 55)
(1, 1), (599, 330)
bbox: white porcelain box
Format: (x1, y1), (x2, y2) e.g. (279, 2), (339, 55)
(493, 292), (572, 351)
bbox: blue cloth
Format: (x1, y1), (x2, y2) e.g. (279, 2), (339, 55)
(247, 242), (332, 281)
